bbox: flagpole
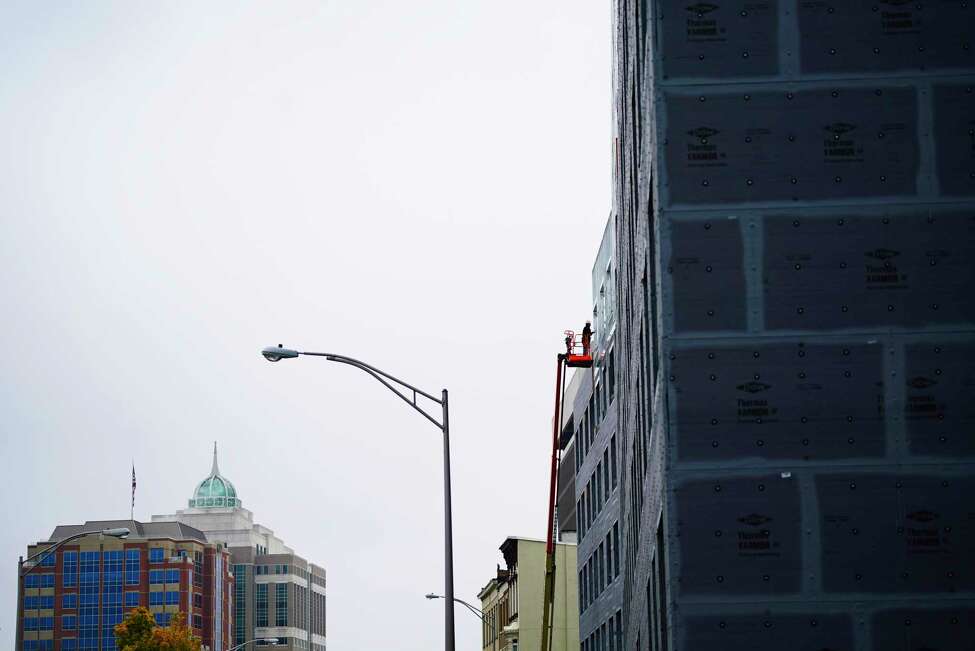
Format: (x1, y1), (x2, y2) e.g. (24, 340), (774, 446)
(131, 462), (136, 520)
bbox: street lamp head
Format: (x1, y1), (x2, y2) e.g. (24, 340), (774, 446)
(425, 593), (440, 600)
(101, 528), (130, 539)
(262, 345), (299, 363)
(259, 639), (280, 646)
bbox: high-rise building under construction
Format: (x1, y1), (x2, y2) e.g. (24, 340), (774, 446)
(607, 2), (975, 650)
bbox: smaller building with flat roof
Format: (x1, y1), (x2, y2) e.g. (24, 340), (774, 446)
(478, 536), (578, 651)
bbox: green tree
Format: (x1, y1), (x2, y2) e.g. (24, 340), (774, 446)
(114, 607), (201, 651)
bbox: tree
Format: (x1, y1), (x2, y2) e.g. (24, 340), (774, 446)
(115, 607), (202, 651)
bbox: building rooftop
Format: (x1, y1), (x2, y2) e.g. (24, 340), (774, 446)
(48, 519), (209, 543)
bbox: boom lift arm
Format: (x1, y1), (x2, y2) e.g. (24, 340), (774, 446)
(540, 327), (593, 651)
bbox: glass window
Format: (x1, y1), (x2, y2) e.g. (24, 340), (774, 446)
(154, 612), (171, 626)
(166, 569), (180, 584)
(256, 584), (268, 627)
(613, 522), (621, 579)
(124, 592), (139, 608)
(610, 435), (618, 488)
(63, 615), (77, 629)
(23, 641), (55, 651)
(149, 570), (165, 584)
(39, 550), (56, 567)
(62, 640), (78, 651)
(62, 593), (78, 609)
(24, 574), (55, 589)
(149, 548), (164, 564)
(149, 592), (164, 606)
(125, 549), (140, 586)
(166, 591), (180, 605)
(595, 462), (603, 511)
(275, 583), (288, 626)
(194, 552), (203, 587)
(79, 551), (100, 648)
(24, 596), (55, 610)
(62, 551), (78, 587)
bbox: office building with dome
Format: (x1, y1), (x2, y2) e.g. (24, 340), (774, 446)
(152, 444), (326, 651)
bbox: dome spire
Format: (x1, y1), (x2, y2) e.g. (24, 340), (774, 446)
(189, 442), (240, 509)
(211, 440), (220, 476)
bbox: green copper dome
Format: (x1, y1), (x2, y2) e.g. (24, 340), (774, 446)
(189, 442), (242, 509)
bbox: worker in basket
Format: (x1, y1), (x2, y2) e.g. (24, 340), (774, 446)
(581, 321), (593, 357)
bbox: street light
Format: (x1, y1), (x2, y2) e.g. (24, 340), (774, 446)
(262, 344), (455, 651)
(15, 527), (130, 650)
(426, 593), (495, 651)
(227, 638), (280, 650)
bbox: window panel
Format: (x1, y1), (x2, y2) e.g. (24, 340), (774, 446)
(256, 583), (268, 627)
(125, 550), (140, 586)
(62, 551), (78, 588)
(275, 582), (288, 626)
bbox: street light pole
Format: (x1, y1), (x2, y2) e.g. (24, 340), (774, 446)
(441, 388), (455, 651)
(262, 345), (455, 651)
(15, 527), (130, 651)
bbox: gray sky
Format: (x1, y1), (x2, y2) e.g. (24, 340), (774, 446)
(0, 2), (609, 648)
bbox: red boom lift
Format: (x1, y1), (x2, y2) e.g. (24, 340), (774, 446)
(540, 324), (593, 651)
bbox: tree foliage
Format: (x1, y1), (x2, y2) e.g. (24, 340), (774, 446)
(114, 607), (202, 651)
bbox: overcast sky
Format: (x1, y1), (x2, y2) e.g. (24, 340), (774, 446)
(0, 2), (609, 648)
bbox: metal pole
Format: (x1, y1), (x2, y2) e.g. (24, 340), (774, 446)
(15, 556), (23, 651)
(442, 389), (455, 651)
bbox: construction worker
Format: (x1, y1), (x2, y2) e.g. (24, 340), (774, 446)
(565, 332), (574, 356)
(581, 321), (593, 356)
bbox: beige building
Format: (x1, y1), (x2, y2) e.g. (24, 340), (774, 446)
(478, 537), (578, 651)
(152, 444), (326, 650)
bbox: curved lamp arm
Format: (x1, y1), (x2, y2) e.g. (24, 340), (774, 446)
(226, 639), (280, 651)
(426, 593), (486, 622)
(22, 528), (130, 573)
(262, 347), (445, 430)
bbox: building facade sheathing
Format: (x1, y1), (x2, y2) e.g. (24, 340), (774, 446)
(610, 1), (975, 650)
(570, 213), (624, 651)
